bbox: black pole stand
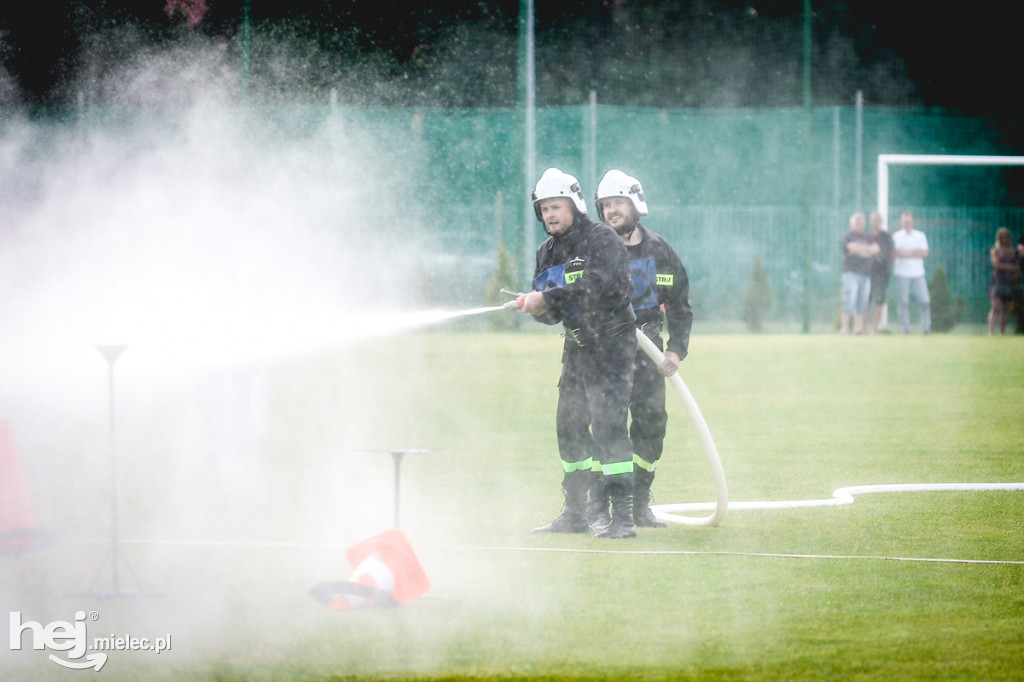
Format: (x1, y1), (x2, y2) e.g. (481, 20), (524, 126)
(67, 345), (163, 599)
(355, 449), (438, 527)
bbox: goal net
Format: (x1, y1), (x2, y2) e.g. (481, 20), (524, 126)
(877, 154), (1024, 228)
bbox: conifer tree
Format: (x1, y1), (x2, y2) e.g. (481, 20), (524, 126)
(928, 264), (964, 332)
(742, 255), (773, 332)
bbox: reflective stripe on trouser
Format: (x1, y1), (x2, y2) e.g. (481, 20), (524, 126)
(560, 457), (593, 473)
(633, 454), (657, 472)
(602, 460), (634, 476)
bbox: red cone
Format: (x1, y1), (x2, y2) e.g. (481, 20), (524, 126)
(0, 420), (55, 555)
(309, 527), (430, 610)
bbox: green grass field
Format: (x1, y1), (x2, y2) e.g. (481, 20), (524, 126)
(2, 329), (1023, 681)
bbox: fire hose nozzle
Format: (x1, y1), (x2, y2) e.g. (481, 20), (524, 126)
(499, 288), (526, 311)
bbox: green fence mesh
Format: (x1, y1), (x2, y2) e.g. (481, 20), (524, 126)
(6, 103), (1021, 328)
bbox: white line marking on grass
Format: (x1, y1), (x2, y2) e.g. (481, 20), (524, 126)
(418, 546), (1024, 565)
(104, 539), (1024, 564)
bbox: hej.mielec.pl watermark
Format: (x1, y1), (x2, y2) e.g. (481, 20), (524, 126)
(10, 610), (171, 671)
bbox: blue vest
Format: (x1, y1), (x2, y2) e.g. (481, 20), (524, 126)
(629, 256), (660, 312)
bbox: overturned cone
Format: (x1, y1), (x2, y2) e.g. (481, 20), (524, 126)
(310, 527), (430, 610)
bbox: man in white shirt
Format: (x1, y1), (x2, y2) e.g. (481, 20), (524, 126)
(891, 210), (931, 334)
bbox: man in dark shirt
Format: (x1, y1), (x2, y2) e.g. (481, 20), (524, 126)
(840, 211), (879, 335)
(867, 211), (894, 334)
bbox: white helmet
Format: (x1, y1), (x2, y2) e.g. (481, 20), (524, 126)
(595, 169), (648, 220)
(532, 168), (587, 218)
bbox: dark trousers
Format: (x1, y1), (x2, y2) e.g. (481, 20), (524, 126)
(629, 334), (668, 468)
(555, 329), (636, 472)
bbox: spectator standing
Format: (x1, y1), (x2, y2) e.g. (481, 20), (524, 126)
(867, 211), (894, 334)
(1017, 236), (1024, 333)
(987, 227), (1019, 336)
(840, 212), (879, 335)
(892, 210), (931, 334)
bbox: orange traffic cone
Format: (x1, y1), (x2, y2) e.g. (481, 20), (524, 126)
(0, 420), (55, 555)
(309, 527), (430, 610)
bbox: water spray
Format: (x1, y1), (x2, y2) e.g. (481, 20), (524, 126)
(404, 290), (522, 327)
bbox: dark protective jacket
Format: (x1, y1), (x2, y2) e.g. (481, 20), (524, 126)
(625, 225), (693, 360)
(532, 215), (635, 345)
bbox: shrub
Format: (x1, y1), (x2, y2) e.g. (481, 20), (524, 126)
(928, 263), (964, 332)
(742, 254), (773, 332)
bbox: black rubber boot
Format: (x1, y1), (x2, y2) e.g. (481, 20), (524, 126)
(595, 473), (636, 539)
(633, 469), (667, 528)
(586, 469), (611, 532)
(532, 471), (589, 533)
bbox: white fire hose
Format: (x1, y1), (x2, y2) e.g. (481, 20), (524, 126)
(501, 290), (728, 526)
(635, 329), (729, 526)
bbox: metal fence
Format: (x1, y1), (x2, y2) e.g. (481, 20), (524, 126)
(6, 103), (1022, 329)
(433, 203), (1024, 328)
(411, 103), (1024, 328)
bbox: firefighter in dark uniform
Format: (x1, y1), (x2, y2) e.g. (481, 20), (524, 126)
(515, 168), (639, 539)
(590, 170), (693, 530)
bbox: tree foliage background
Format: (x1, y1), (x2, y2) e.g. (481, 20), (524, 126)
(0, 0), (1014, 117)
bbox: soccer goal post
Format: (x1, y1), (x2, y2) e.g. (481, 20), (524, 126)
(877, 154), (1024, 228)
